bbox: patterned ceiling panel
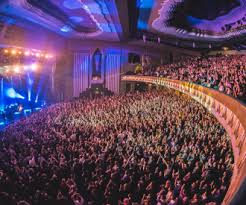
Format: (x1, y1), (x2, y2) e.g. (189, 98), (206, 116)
(0, 0), (121, 41)
(147, 0), (246, 42)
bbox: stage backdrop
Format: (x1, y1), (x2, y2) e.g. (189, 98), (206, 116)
(105, 53), (121, 94)
(73, 49), (126, 97)
(73, 53), (90, 97)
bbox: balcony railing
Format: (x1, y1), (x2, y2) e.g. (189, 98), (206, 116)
(122, 75), (246, 205)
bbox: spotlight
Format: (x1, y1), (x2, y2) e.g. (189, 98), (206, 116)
(18, 51), (22, 54)
(14, 65), (20, 73)
(6, 88), (24, 99)
(31, 63), (38, 71)
(35, 95), (39, 103)
(23, 66), (28, 71)
(16, 93), (25, 99)
(28, 78), (33, 85)
(24, 51), (30, 56)
(28, 90), (31, 101)
(4, 49), (9, 54)
(36, 53), (40, 57)
(6, 88), (16, 98)
(45, 54), (53, 59)
(11, 50), (17, 55)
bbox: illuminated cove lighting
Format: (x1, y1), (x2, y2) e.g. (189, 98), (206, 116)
(137, 0), (154, 30)
(63, 0), (81, 10)
(60, 25), (71, 32)
(137, 0), (154, 8)
(69, 16), (84, 23)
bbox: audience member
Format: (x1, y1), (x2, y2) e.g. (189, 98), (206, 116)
(0, 89), (233, 205)
(141, 55), (246, 101)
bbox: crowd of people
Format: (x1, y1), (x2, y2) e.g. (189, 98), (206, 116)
(142, 55), (246, 101)
(0, 89), (234, 205)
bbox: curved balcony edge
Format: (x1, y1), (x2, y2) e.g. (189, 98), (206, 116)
(122, 75), (246, 205)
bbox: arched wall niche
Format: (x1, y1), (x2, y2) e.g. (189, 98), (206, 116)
(92, 48), (103, 80)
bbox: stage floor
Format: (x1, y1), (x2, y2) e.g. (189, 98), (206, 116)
(0, 109), (41, 130)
